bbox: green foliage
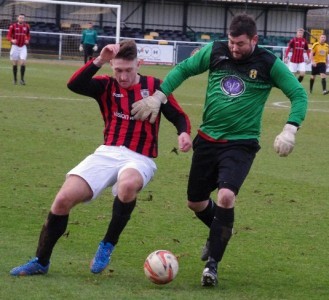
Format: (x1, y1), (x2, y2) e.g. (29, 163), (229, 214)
(0, 58), (328, 299)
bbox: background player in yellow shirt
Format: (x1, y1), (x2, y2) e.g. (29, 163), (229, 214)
(310, 34), (329, 95)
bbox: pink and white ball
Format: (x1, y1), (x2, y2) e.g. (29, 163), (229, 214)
(144, 250), (179, 284)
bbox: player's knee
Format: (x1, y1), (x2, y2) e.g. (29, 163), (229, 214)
(51, 190), (77, 214)
(187, 200), (208, 213)
(117, 177), (142, 202)
(218, 188), (235, 208)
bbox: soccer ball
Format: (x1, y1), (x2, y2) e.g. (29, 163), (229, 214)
(144, 250), (179, 284)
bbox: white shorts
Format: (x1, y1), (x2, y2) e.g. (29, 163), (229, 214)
(288, 62), (306, 73)
(10, 45), (27, 61)
(67, 145), (157, 200)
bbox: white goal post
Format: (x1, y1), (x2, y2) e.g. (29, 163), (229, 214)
(16, 0), (121, 43)
(1, 0), (121, 60)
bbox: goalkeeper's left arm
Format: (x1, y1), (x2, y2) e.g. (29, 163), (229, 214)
(270, 57), (308, 157)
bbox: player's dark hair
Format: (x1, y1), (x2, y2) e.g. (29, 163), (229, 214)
(229, 13), (257, 38)
(116, 40), (137, 60)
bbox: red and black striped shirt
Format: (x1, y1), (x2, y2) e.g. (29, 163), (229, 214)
(67, 60), (191, 158)
(7, 22), (30, 47)
(285, 37), (309, 63)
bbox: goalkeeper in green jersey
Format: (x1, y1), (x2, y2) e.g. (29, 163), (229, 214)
(131, 13), (308, 287)
(79, 22), (98, 63)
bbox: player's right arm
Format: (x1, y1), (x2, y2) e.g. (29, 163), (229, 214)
(311, 43), (318, 66)
(6, 24), (15, 43)
(68, 44), (120, 98)
(284, 39), (293, 63)
(67, 60), (106, 98)
(160, 43), (212, 96)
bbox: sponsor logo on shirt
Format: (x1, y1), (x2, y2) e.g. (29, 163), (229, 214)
(113, 93), (123, 97)
(114, 111), (134, 120)
(220, 75), (245, 97)
(141, 89), (150, 98)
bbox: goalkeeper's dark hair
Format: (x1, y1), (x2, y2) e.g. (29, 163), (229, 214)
(229, 13), (257, 39)
(116, 40), (137, 60)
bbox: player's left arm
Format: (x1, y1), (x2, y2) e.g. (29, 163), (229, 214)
(160, 94), (192, 153)
(270, 58), (308, 156)
(305, 41), (311, 63)
(92, 30), (98, 51)
(25, 24), (30, 45)
(94, 30), (98, 43)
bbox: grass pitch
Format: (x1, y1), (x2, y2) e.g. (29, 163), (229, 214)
(0, 57), (328, 300)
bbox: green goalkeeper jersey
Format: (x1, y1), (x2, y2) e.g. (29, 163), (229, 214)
(160, 42), (308, 141)
(81, 28), (97, 46)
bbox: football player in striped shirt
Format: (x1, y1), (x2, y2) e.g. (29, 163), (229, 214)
(284, 28), (310, 83)
(7, 14), (30, 85)
(10, 40), (192, 277)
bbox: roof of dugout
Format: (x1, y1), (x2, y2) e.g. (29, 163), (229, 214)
(153, 0), (328, 9)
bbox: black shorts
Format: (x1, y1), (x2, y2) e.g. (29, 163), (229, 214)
(187, 135), (260, 202)
(311, 63), (327, 76)
(84, 44), (94, 56)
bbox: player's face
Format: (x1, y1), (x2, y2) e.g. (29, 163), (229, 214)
(296, 30), (304, 38)
(319, 35), (326, 44)
(17, 15), (25, 24)
(228, 34), (258, 60)
(111, 58), (140, 89)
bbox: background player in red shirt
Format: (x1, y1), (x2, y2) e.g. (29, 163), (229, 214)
(10, 40), (192, 276)
(7, 14), (30, 85)
(284, 28), (310, 83)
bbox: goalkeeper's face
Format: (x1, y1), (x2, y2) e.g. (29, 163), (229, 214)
(111, 58), (140, 89)
(228, 34), (258, 60)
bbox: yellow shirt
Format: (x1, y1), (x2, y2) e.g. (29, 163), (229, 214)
(312, 42), (329, 64)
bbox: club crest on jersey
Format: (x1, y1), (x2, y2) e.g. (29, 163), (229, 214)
(221, 75), (245, 97)
(141, 89), (150, 98)
(249, 69), (258, 79)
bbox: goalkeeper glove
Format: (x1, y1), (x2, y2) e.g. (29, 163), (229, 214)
(93, 45), (98, 52)
(131, 90), (167, 124)
(274, 124), (298, 157)
(79, 44), (83, 52)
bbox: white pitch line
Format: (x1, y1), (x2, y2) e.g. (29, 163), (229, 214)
(0, 95), (88, 102)
(272, 101), (329, 113)
(1, 95), (328, 113)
